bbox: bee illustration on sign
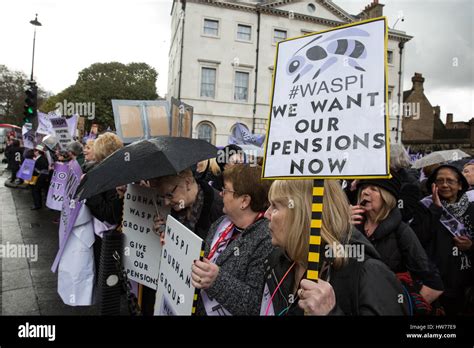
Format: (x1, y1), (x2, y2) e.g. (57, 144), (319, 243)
(286, 27), (370, 83)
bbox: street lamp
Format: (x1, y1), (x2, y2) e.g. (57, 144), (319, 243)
(392, 15), (405, 30)
(29, 14), (42, 81)
(393, 13), (406, 143)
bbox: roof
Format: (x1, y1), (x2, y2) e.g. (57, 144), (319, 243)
(187, 0), (413, 42)
(403, 90), (413, 101)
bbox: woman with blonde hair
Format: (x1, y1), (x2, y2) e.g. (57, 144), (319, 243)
(352, 174), (444, 314)
(85, 132), (124, 225)
(82, 139), (96, 172)
(262, 179), (407, 315)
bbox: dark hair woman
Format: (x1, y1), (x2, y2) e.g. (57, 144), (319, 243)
(412, 164), (474, 315)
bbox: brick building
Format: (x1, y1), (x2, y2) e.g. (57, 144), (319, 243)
(401, 72), (474, 154)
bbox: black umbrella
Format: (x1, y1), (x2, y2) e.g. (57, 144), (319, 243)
(77, 136), (217, 200)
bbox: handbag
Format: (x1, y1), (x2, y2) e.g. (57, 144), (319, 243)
(25, 175), (39, 185)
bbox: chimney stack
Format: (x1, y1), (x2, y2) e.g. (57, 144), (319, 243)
(446, 113), (453, 124)
(361, 0), (384, 19)
(411, 72), (425, 92)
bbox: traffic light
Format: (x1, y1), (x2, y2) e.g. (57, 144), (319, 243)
(24, 81), (38, 124)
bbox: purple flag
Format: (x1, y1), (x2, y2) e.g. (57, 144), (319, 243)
(228, 122), (265, 147)
(51, 160), (83, 273)
(46, 162), (69, 211)
(16, 159), (36, 181)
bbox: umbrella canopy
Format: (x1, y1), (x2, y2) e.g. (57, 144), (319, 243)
(412, 149), (470, 169)
(77, 136), (217, 200)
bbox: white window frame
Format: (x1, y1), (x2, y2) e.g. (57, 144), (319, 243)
(196, 121), (216, 145)
(236, 23), (253, 43)
(387, 50), (394, 65)
(233, 70), (251, 103)
(272, 28), (287, 46)
(200, 65), (218, 99)
(202, 17), (220, 38)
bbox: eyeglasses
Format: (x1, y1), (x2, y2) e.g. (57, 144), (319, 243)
(161, 184), (178, 200)
(221, 187), (237, 195)
(434, 178), (459, 186)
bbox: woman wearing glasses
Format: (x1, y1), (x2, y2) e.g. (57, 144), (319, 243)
(412, 165), (474, 315)
(191, 164), (274, 315)
(262, 179), (407, 315)
(152, 167), (224, 240)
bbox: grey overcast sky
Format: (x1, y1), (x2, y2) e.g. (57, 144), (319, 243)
(1, 0), (473, 122)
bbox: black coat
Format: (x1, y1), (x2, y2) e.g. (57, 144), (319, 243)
(397, 168), (423, 223)
(84, 163), (123, 225)
(85, 188), (124, 225)
(264, 229), (408, 315)
(6, 144), (23, 171)
(411, 201), (474, 298)
(33, 155), (49, 175)
(357, 208), (444, 291)
(171, 179), (224, 240)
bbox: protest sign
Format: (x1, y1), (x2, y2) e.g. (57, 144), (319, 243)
(66, 114), (79, 139)
(22, 126), (35, 149)
(263, 17), (389, 179)
(122, 184), (169, 289)
(154, 216), (203, 316)
(46, 162), (69, 211)
(51, 160), (83, 272)
(37, 112), (54, 135)
(16, 159), (36, 181)
(50, 117), (73, 149)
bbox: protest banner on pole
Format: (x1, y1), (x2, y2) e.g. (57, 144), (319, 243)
(262, 18), (389, 285)
(37, 112), (55, 135)
(50, 117), (73, 149)
(22, 125), (36, 149)
(262, 17), (389, 179)
(16, 158), (36, 181)
(154, 216), (203, 316)
(51, 160), (83, 272)
(122, 184), (169, 290)
(46, 162), (69, 211)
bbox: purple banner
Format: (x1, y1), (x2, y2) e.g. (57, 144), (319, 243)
(46, 162), (69, 211)
(51, 160), (83, 273)
(16, 159), (36, 181)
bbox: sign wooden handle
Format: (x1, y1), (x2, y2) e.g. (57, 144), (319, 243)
(306, 179), (324, 281)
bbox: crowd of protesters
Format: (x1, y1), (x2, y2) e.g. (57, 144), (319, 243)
(3, 132), (473, 316)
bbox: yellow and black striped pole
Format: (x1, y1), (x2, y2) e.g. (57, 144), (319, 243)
(191, 242), (206, 315)
(306, 179), (324, 281)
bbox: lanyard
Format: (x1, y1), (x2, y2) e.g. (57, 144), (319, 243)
(207, 212), (264, 261)
(265, 261), (296, 316)
(207, 221), (235, 261)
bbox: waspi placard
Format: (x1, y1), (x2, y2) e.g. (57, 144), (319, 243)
(263, 18), (389, 179)
(154, 216), (203, 316)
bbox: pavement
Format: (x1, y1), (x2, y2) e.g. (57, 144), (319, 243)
(0, 154), (98, 315)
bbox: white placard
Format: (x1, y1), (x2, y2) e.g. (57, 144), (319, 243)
(263, 18), (389, 179)
(154, 215), (203, 316)
(50, 117), (73, 149)
(122, 184), (168, 289)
